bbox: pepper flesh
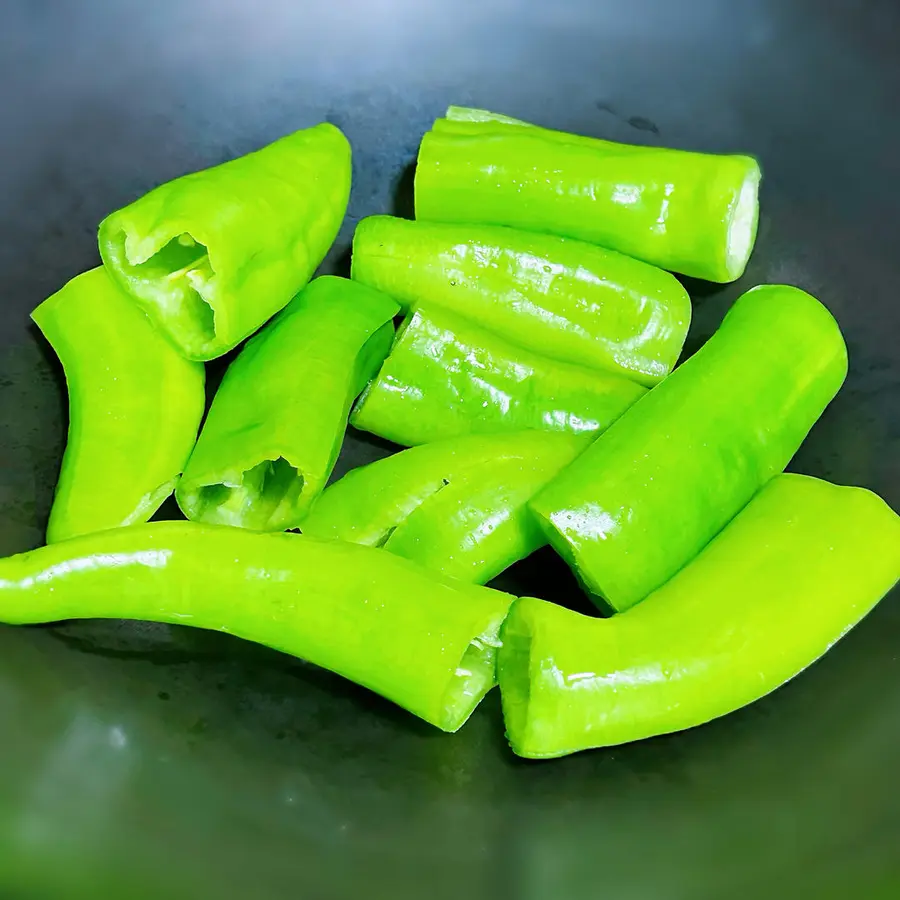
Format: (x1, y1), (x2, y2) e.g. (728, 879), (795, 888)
(177, 277), (398, 531)
(351, 215), (690, 386)
(530, 284), (848, 613)
(31, 267), (205, 543)
(99, 123), (351, 360)
(350, 304), (647, 446)
(0, 523), (513, 732)
(415, 106), (761, 283)
(302, 431), (594, 583)
(500, 474), (900, 758)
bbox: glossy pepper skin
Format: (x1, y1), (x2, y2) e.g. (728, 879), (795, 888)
(99, 123), (351, 360)
(177, 277), (398, 532)
(0, 523), (513, 732)
(530, 284), (848, 613)
(350, 305), (646, 446)
(351, 215), (690, 386)
(500, 475), (900, 758)
(415, 106), (761, 283)
(31, 268), (205, 543)
(303, 431), (594, 584)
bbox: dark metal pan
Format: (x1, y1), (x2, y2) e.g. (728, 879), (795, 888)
(1, 2), (897, 897)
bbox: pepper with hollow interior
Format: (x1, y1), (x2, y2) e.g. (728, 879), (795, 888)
(31, 267), (205, 543)
(351, 215), (690, 386)
(0, 523), (514, 732)
(351, 304), (646, 446)
(530, 284), (848, 613)
(177, 277), (398, 531)
(415, 106), (760, 283)
(303, 430), (594, 583)
(99, 122), (351, 360)
(500, 474), (900, 758)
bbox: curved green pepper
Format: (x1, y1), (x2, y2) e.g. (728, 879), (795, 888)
(177, 277), (398, 532)
(31, 268), (205, 543)
(350, 305), (647, 446)
(530, 284), (848, 613)
(303, 431), (594, 583)
(501, 474), (900, 758)
(351, 215), (690, 386)
(0, 523), (513, 732)
(415, 106), (761, 283)
(99, 123), (351, 360)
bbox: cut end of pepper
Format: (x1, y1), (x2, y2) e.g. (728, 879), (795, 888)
(178, 457), (306, 532)
(497, 596), (587, 759)
(439, 610), (507, 733)
(99, 221), (219, 359)
(724, 163), (761, 282)
(528, 500), (622, 613)
(497, 603), (534, 751)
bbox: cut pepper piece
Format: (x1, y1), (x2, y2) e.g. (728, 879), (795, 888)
(350, 305), (646, 446)
(530, 284), (847, 613)
(99, 122), (351, 360)
(415, 106), (761, 283)
(351, 216), (690, 386)
(31, 267), (205, 543)
(500, 474), (900, 758)
(177, 277), (399, 531)
(0, 524), (514, 732)
(303, 431), (594, 584)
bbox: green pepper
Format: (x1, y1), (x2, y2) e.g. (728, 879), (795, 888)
(415, 106), (761, 283)
(530, 284), (848, 613)
(30, 267), (205, 543)
(302, 430), (594, 583)
(350, 304), (647, 446)
(98, 123), (351, 360)
(176, 277), (398, 532)
(500, 474), (900, 758)
(0, 523), (514, 732)
(351, 215), (690, 386)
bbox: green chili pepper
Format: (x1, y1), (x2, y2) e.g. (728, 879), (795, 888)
(176, 277), (398, 532)
(415, 106), (761, 283)
(0, 523), (514, 732)
(350, 305), (647, 446)
(351, 215), (690, 386)
(98, 123), (351, 360)
(500, 474), (900, 758)
(303, 430), (594, 583)
(30, 267), (205, 543)
(530, 284), (847, 613)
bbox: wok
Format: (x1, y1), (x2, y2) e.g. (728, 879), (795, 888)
(0, 2), (897, 897)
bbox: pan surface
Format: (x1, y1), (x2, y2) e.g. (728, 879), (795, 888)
(0, 2), (897, 898)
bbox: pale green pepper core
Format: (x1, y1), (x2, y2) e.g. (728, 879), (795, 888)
(302, 431), (594, 584)
(500, 474), (900, 758)
(177, 277), (399, 532)
(351, 304), (647, 446)
(99, 122), (351, 360)
(0, 524), (514, 732)
(351, 215), (690, 386)
(31, 267), (205, 543)
(415, 106), (761, 283)
(530, 284), (848, 613)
